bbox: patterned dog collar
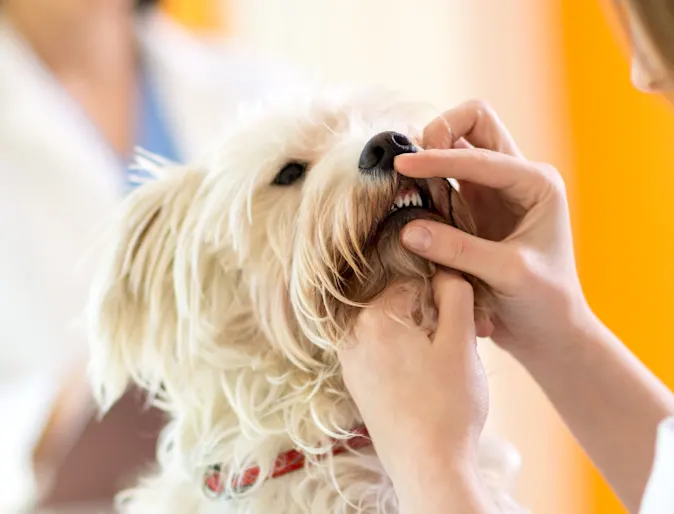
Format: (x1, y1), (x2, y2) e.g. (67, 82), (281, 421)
(203, 425), (371, 499)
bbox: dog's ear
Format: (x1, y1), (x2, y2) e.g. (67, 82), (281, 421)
(87, 168), (204, 413)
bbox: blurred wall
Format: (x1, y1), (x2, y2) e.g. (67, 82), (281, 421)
(168, 1), (587, 512)
(561, 1), (674, 512)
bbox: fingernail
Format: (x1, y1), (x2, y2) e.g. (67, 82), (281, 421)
(401, 226), (432, 251)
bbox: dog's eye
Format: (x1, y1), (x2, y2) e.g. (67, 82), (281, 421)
(272, 162), (307, 186)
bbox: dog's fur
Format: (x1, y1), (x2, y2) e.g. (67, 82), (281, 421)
(87, 89), (522, 513)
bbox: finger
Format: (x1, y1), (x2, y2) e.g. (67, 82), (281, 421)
(453, 137), (474, 150)
(422, 100), (522, 157)
(475, 311), (494, 339)
(430, 270), (476, 352)
(366, 281), (422, 321)
(351, 283), (427, 342)
(395, 148), (545, 209)
(400, 220), (511, 290)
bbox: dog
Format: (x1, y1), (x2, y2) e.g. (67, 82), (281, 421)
(87, 89), (522, 513)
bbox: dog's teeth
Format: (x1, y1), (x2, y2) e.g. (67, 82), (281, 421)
(389, 190), (425, 213)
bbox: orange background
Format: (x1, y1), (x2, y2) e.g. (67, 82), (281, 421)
(160, 0), (225, 30)
(562, 0), (674, 511)
(163, 1), (674, 512)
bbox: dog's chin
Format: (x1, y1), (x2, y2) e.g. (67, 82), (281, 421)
(343, 178), (453, 309)
(330, 176), (485, 338)
(376, 205), (447, 236)
(371, 177), (452, 273)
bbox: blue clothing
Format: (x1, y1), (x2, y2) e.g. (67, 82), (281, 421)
(126, 67), (181, 191)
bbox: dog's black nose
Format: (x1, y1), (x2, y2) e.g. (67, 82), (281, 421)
(358, 131), (417, 176)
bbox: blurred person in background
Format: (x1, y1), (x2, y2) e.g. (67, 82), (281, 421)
(340, 1), (674, 513)
(0, 0), (293, 510)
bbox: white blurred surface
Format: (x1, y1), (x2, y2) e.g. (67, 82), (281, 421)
(0, 7), (297, 510)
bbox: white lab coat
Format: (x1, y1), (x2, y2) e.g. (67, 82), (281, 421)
(0, 8), (296, 510)
(640, 417), (674, 514)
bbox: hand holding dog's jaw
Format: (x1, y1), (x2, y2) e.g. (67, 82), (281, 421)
(340, 271), (492, 502)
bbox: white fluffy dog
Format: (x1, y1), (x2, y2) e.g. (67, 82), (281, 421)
(87, 89), (522, 513)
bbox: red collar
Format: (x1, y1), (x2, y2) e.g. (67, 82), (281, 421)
(203, 426), (371, 498)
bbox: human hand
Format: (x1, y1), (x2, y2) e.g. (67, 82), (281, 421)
(339, 271), (493, 512)
(395, 101), (597, 354)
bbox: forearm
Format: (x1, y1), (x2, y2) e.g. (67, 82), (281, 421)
(512, 313), (674, 513)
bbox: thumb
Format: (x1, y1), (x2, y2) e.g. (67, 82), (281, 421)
(430, 270), (477, 357)
(401, 220), (508, 290)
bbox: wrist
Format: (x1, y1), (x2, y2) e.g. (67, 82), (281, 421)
(392, 446), (497, 514)
(510, 297), (603, 371)
(397, 465), (496, 514)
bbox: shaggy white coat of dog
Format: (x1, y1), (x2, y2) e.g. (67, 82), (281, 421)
(86, 89), (523, 514)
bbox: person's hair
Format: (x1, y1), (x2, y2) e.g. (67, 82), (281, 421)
(625, 0), (674, 71)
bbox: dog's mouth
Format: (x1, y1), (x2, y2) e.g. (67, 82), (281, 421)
(344, 174), (460, 305)
(378, 176), (453, 232)
(389, 181), (430, 213)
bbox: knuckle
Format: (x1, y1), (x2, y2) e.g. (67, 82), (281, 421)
(465, 100), (503, 129)
(550, 173), (567, 197)
(356, 306), (380, 328)
(435, 269), (462, 287)
(355, 307), (396, 340)
(424, 117), (454, 149)
(466, 99), (494, 117)
(358, 300), (391, 324)
(444, 234), (468, 266)
(535, 163), (567, 195)
(453, 277), (474, 299)
(358, 304), (378, 319)
(502, 248), (536, 290)
(434, 272), (473, 304)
